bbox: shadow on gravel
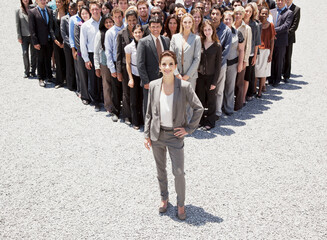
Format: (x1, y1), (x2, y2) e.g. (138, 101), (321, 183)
(161, 203), (223, 226)
(290, 74), (303, 78)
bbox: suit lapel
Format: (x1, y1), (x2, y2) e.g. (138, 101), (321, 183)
(184, 33), (195, 52)
(160, 36), (168, 50)
(172, 77), (181, 122)
(154, 79), (162, 114)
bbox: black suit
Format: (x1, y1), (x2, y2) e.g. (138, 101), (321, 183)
(29, 6), (55, 80)
(283, 4), (300, 79)
(137, 34), (170, 116)
(116, 27), (133, 120)
(270, 7), (293, 86)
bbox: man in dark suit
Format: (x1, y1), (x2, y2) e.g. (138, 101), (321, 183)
(137, 17), (170, 117)
(270, 0), (293, 87)
(283, 0), (300, 82)
(29, 0), (55, 87)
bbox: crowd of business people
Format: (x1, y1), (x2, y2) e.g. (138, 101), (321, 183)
(16, 0), (300, 131)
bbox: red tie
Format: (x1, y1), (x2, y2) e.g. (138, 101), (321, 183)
(156, 37), (162, 59)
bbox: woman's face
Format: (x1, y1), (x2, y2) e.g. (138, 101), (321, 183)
(234, 11), (243, 22)
(133, 28), (144, 41)
(259, 9), (268, 23)
(81, 9), (90, 22)
(203, 24), (213, 39)
(104, 18), (114, 29)
(102, 5), (110, 15)
(160, 56), (177, 76)
(177, 10), (184, 19)
(182, 16), (193, 32)
(223, 14), (233, 28)
(245, 6), (253, 20)
(22, 0), (30, 5)
(56, 0), (63, 9)
(192, 12), (202, 27)
(168, 18), (178, 33)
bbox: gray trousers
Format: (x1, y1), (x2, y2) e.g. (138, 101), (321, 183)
(152, 129), (185, 207)
(223, 63), (238, 114)
(216, 64), (227, 116)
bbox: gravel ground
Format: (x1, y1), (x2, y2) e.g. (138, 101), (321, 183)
(1, 0), (326, 239)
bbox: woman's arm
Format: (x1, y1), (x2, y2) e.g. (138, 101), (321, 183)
(170, 35), (181, 77)
(125, 53), (134, 88)
(244, 27), (252, 68)
(94, 32), (101, 77)
(16, 9), (22, 43)
(238, 41), (245, 73)
(144, 84), (153, 147)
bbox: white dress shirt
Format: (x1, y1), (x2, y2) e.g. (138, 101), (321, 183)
(80, 17), (101, 63)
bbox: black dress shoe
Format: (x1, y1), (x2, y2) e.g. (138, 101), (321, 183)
(124, 118), (131, 125)
(30, 72), (37, 78)
(39, 80), (45, 87)
(272, 83), (279, 87)
(94, 104), (100, 112)
(283, 78), (289, 83)
(24, 74), (29, 78)
(112, 114), (119, 122)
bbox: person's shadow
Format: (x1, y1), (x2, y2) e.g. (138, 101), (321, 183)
(160, 204), (223, 226)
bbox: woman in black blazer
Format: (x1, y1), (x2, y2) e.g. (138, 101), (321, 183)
(196, 20), (222, 130)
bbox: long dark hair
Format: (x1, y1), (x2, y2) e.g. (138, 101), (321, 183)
(99, 13), (114, 50)
(79, 6), (91, 23)
(132, 24), (144, 49)
(20, 0), (33, 14)
(164, 14), (180, 39)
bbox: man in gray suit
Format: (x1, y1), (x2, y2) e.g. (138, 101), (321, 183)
(137, 17), (170, 117)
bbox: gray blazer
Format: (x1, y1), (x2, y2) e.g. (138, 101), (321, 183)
(271, 8), (293, 47)
(16, 8), (30, 39)
(60, 14), (70, 46)
(170, 33), (201, 79)
(137, 34), (170, 86)
(144, 77), (204, 141)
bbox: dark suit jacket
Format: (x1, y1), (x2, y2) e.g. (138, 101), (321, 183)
(271, 7), (293, 47)
(144, 77), (204, 141)
(29, 6), (55, 45)
(288, 4), (300, 44)
(116, 26), (133, 74)
(136, 34), (170, 86)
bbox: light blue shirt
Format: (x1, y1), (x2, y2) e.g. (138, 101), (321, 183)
(80, 17), (101, 62)
(69, 14), (81, 48)
(104, 24), (124, 73)
(37, 5), (49, 24)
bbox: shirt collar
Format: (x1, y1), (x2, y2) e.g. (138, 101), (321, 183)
(277, 5), (286, 12)
(114, 24), (124, 31)
(287, 3), (293, 9)
(90, 16), (101, 24)
(37, 5), (46, 12)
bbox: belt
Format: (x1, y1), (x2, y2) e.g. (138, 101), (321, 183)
(227, 57), (238, 66)
(160, 126), (174, 132)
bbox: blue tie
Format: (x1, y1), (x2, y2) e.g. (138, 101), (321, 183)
(41, 9), (47, 23)
(276, 8), (282, 25)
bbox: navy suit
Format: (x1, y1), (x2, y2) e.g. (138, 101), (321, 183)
(270, 7), (293, 86)
(283, 4), (301, 79)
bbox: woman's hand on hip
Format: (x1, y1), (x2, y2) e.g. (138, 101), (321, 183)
(174, 128), (188, 138)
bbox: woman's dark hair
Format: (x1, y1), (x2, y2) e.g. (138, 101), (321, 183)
(168, 3), (176, 15)
(132, 24), (144, 48)
(99, 13), (114, 50)
(125, 9), (138, 20)
(258, 5), (270, 15)
(102, 1), (113, 15)
(164, 14), (180, 39)
(191, 8), (203, 33)
(79, 6), (91, 22)
(159, 50), (177, 65)
(20, 0), (33, 14)
(200, 20), (220, 44)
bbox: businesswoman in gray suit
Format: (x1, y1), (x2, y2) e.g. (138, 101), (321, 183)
(144, 51), (203, 220)
(16, 0), (37, 78)
(169, 13), (201, 91)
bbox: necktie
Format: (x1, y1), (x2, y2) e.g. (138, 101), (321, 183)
(156, 37), (162, 59)
(276, 8), (282, 25)
(41, 9), (47, 23)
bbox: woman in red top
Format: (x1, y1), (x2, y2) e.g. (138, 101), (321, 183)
(255, 6), (276, 98)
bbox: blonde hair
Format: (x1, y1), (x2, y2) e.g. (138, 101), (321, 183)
(180, 13), (195, 33)
(223, 10), (234, 21)
(249, 2), (259, 20)
(234, 6), (245, 17)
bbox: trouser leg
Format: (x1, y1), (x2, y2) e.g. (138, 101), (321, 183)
(111, 76), (122, 116)
(77, 54), (90, 101)
(64, 44), (76, 91)
(283, 43), (293, 79)
(152, 136), (168, 201)
(195, 73), (206, 126)
(100, 64), (113, 112)
(216, 64), (227, 116)
(121, 67), (131, 120)
(224, 64), (237, 114)
(22, 36), (30, 76)
(37, 45), (46, 80)
(45, 41), (53, 80)
(53, 43), (65, 85)
(87, 53), (102, 104)
(205, 76), (217, 128)
(130, 75), (143, 126)
(30, 38), (37, 75)
(234, 69), (245, 111)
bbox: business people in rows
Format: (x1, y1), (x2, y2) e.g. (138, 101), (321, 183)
(144, 51), (203, 220)
(16, 0), (37, 78)
(283, 0), (300, 82)
(137, 17), (170, 117)
(29, 0), (55, 87)
(270, 0), (293, 87)
(80, 1), (102, 111)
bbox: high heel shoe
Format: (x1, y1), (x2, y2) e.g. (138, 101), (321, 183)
(177, 206), (186, 220)
(159, 199), (169, 213)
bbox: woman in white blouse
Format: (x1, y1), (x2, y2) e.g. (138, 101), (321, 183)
(124, 24), (144, 130)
